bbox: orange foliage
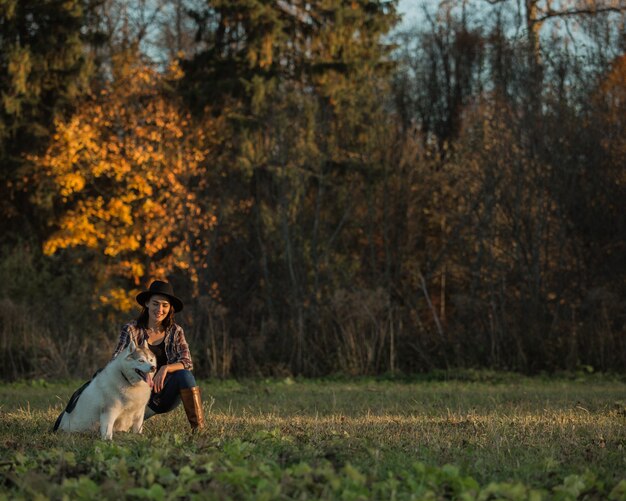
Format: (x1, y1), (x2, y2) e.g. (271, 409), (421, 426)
(598, 54), (626, 111)
(30, 62), (222, 310)
(594, 54), (626, 187)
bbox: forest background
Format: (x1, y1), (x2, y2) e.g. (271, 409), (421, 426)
(0, 0), (624, 380)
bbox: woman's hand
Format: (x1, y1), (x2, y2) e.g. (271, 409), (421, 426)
(153, 366), (169, 393)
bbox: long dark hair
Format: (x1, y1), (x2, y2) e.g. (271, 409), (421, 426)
(135, 300), (175, 330)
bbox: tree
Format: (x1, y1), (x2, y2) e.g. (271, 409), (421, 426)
(0, 0), (96, 236)
(394, 7), (485, 155)
(179, 0), (400, 373)
(29, 55), (223, 310)
(391, 2), (626, 372)
(481, 0), (626, 55)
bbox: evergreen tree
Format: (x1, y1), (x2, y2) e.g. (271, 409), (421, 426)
(179, 0), (399, 373)
(0, 0), (95, 236)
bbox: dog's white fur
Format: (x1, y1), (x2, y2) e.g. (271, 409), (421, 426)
(56, 340), (156, 440)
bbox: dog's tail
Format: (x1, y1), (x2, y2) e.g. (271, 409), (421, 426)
(52, 411), (64, 432)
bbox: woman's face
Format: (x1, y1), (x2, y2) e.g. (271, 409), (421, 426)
(147, 294), (171, 325)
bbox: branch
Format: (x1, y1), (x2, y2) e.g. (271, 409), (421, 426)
(276, 0), (315, 25)
(480, 0), (625, 23)
(418, 272), (446, 342)
(535, 6), (626, 23)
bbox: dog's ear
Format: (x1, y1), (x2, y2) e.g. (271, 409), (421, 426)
(128, 339), (136, 353)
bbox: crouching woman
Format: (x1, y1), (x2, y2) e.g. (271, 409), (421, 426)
(111, 280), (204, 430)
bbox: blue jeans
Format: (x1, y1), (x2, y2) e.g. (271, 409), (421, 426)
(147, 369), (197, 414)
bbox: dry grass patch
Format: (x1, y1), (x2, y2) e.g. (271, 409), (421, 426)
(1, 375), (625, 499)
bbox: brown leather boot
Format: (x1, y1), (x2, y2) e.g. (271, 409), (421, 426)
(180, 386), (205, 431)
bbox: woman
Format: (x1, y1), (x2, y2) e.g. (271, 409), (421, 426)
(111, 280), (204, 430)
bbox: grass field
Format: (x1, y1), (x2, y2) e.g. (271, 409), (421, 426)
(1, 373), (625, 499)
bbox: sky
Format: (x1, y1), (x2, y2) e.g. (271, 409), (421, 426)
(398, 0), (424, 27)
(398, 0), (432, 28)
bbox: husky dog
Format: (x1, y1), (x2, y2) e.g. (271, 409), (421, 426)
(54, 340), (156, 440)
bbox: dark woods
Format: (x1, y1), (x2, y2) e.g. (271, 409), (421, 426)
(0, 1), (624, 379)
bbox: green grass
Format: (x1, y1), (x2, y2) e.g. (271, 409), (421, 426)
(1, 375), (625, 499)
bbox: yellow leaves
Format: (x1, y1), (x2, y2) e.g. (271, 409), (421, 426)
(175, 259), (190, 271)
(138, 68), (153, 84)
(57, 172), (85, 196)
(144, 234), (168, 255)
(104, 234), (140, 256)
(99, 287), (136, 312)
(31, 60), (224, 310)
(167, 58), (185, 81)
(131, 146), (151, 165)
(117, 261), (145, 283)
(140, 198), (158, 215)
(106, 198), (133, 225)
(42, 239), (59, 256)
(128, 174), (153, 197)
(43, 206), (102, 255)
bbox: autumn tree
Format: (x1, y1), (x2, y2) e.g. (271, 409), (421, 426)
(3, 0), (624, 379)
(392, 2), (626, 371)
(30, 55), (223, 311)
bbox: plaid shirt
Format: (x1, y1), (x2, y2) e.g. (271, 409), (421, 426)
(111, 320), (193, 370)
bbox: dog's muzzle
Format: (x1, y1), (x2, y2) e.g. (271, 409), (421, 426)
(135, 367), (155, 388)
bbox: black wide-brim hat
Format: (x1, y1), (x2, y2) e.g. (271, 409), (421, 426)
(136, 280), (184, 312)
